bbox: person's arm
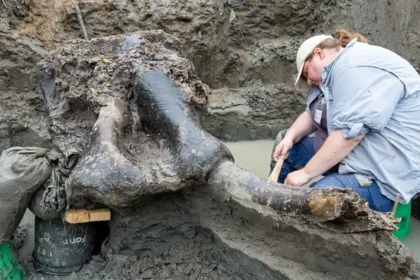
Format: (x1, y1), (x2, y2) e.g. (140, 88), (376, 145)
(272, 111), (316, 160)
(305, 130), (363, 176)
(284, 111), (316, 144)
(284, 130), (363, 185)
(285, 66), (405, 186)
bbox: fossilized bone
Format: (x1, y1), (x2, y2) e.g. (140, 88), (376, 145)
(67, 69), (394, 233)
(38, 32), (395, 233)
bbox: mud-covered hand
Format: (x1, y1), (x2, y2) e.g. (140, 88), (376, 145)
(284, 169), (312, 187)
(272, 137), (293, 161)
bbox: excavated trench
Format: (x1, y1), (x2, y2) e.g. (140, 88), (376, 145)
(1, 1), (420, 279)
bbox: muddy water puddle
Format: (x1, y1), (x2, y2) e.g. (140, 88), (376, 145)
(225, 140), (420, 261)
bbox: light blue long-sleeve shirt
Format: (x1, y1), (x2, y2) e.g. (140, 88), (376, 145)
(320, 39), (420, 204)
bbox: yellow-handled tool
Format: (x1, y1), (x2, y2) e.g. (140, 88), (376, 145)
(268, 158), (284, 183)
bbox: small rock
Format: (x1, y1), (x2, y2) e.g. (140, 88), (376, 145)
(154, 54), (165, 60)
(189, 264), (202, 280)
(128, 255), (138, 262)
(173, 267), (182, 277)
(67, 272), (78, 280)
(113, 254), (129, 262)
(161, 265), (171, 278)
(92, 255), (103, 262)
(140, 269), (153, 278)
(185, 263), (194, 275)
(209, 270), (218, 280)
(168, 264), (177, 272)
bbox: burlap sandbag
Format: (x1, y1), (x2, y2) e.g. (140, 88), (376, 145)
(0, 147), (52, 245)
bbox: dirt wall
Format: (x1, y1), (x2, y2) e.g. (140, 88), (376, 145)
(3, 0), (420, 143)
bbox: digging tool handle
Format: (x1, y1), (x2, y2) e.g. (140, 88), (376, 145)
(268, 158), (284, 183)
(392, 194), (400, 217)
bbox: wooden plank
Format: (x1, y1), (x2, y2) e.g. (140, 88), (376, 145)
(65, 208), (111, 224)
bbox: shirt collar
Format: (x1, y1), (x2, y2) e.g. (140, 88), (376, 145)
(321, 38), (358, 87)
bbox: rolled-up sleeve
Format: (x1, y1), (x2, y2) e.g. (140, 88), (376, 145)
(330, 66), (404, 138)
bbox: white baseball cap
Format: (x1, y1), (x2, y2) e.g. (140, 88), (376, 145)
(294, 34), (333, 92)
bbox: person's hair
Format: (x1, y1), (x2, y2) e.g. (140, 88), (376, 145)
(333, 29), (369, 46)
(306, 29), (369, 60)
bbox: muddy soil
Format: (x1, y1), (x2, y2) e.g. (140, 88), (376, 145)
(20, 191), (420, 280)
(23, 229), (273, 280)
(22, 194), (287, 280)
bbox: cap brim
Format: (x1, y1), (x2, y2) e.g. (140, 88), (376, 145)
(294, 64), (311, 92)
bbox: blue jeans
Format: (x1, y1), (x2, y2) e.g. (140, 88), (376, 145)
(270, 136), (394, 212)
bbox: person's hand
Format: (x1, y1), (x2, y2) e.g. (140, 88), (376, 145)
(272, 137), (293, 161)
(284, 169), (312, 187)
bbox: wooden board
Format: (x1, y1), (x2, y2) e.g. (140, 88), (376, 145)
(65, 208), (111, 224)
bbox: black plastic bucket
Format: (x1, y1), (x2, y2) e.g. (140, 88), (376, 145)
(33, 216), (96, 275)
